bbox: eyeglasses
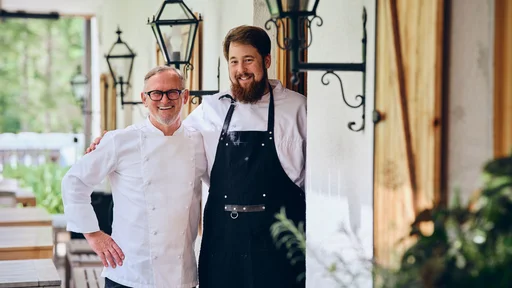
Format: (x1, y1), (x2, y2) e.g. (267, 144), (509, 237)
(144, 89), (184, 101)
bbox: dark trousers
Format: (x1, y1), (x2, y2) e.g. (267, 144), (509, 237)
(105, 278), (132, 288)
(105, 277), (196, 288)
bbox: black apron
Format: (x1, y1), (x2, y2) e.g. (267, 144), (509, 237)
(198, 86), (306, 288)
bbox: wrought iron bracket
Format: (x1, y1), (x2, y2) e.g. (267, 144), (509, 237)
(265, 7), (368, 132)
(117, 82), (143, 108)
(187, 58), (221, 104)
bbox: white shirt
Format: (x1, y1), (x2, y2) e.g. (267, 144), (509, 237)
(184, 79), (307, 189)
(62, 119), (207, 288)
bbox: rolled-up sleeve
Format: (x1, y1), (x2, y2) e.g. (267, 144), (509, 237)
(61, 132), (117, 233)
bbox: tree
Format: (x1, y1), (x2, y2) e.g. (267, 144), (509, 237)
(0, 17), (85, 133)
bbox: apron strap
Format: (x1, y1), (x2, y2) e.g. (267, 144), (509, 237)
(219, 94), (236, 136)
(267, 84), (275, 134)
(219, 85), (275, 136)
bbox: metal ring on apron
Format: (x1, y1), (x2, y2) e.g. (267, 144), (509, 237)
(230, 211), (239, 219)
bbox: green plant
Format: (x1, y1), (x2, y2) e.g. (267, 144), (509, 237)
(3, 162), (69, 214)
(392, 154), (512, 288)
(270, 153), (512, 288)
(271, 208), (373, 287)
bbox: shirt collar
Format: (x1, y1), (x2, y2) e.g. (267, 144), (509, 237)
(144, 117), (184, 136)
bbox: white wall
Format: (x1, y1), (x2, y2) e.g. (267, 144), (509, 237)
(447, 0), (494, 205)
(305, 0), (375, 286)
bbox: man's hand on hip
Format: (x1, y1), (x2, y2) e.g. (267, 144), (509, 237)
(84, 231), (124, 268)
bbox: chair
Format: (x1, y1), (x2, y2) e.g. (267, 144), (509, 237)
(0, 190), (17, 208)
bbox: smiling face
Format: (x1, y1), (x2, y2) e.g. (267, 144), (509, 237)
(228, 42), (271, 103)
(141, 70), (189, 128)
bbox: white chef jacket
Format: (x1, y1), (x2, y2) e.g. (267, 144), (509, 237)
(62, 118), (207, 288)
(183, 79), (307, 189)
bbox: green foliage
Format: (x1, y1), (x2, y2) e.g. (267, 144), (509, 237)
(3, 162), (69, 214)
(389, 154), (512, 288)
(0, 17), (85, 133)
(271, 207), (306, 264)
(270, 208), (306, 283)
(271, 154), (512, 288)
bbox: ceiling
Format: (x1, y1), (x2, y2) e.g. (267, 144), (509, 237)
(1, 0), (104, 17)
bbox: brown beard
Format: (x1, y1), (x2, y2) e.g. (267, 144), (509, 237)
(231, 69), (269, 104)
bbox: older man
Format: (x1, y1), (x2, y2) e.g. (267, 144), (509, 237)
(62, 66), (206, 288)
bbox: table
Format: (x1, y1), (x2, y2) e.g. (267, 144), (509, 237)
(0, 207), (52, 227)
(15, 188), (37, 207)
(0, 226), (53, 260)
(0, 259), (61, 287)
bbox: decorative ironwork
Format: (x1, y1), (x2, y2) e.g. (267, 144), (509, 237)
(190, 96), (201, 105)
(264, 18), (291, 50)
(185, 63), (194, 72)
(321, 71), (364, 132)
(264, 3), (368, 132)
(299, 15), (323, 50)
(188, 58), (221, 104)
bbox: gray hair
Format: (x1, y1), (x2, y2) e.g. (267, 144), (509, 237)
(143, 65), (186, 89)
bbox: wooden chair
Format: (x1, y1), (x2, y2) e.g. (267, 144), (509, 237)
(0, 190), (17, 207)
(65, 240), (103, 288)
(72, 267), (104, 288)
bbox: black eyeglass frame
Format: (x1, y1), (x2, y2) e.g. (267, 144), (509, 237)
(144, 89), (186, 101)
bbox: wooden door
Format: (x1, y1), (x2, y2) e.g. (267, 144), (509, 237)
(374, 0), (445, 266)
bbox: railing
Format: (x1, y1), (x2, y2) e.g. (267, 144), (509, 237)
(0, 150), (61, 168)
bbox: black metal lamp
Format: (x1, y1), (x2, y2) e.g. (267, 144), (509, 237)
(265, 0), (368, 132)
(148, 0), (219, 100)
(148, 0), (199, 70)
(70, 65), (91, 114)
(105, 27), (141, 108)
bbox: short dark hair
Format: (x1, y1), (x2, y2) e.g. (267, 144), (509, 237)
(223, 25), (271, 60)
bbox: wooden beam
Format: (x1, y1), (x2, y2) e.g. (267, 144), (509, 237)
(494, 0), (512, 158)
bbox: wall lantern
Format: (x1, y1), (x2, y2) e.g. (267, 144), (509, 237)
(148, 0), (219, 102)
(70, 65), (91, 114)
(265, 0), (368, 132)
(105, 27), (141, 108)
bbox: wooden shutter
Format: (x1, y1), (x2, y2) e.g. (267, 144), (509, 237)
(99, 73), (117, 131)
(494, 0), (512, 158)
(374, 0), (445, 266)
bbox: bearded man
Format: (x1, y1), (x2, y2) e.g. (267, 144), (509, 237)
(184, 25), (306, 288)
